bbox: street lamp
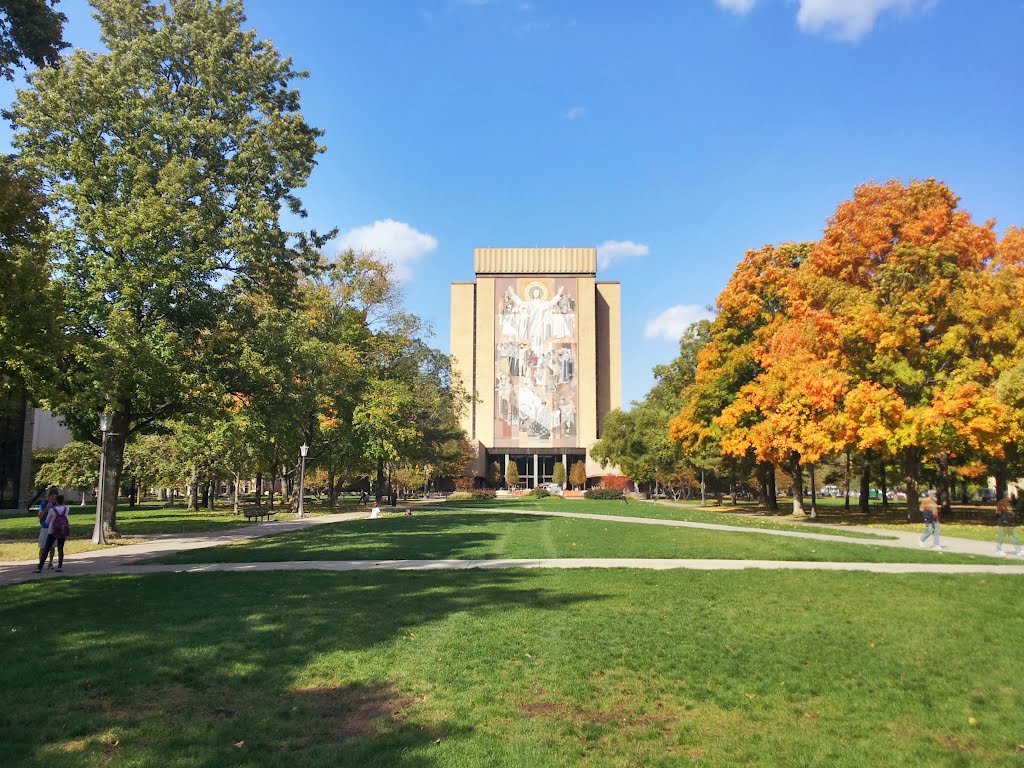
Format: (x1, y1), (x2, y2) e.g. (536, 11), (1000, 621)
(92, 411), (112, 545)
(297, 443), (309, 519)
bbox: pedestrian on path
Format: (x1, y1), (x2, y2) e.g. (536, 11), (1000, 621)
(919, 492), (941, 551)
(37, 488), (57, 570)
(34, 495), (71, 573)
(995, 495), (1023, 557)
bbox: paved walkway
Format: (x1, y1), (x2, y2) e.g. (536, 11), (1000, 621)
(3, 505), (1022, 587)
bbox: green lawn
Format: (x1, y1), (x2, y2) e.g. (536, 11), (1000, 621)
(152, 511), (1008, 565)
(435, 497), (894, 539)
(2, 569), (1022, 767)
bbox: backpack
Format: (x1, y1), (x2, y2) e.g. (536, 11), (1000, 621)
(50, 506), (70, 538)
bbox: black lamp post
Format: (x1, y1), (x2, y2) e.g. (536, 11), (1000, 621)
(297, 443), (309, 519)
(92, 411), (112, 544)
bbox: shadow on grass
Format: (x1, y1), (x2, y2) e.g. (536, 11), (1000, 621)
(1, 569), (602, 767)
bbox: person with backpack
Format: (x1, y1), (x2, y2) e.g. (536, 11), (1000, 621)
(995, 495), (1023, 557)
(37, 488), (58, 570)
(34, 494), (71, 573)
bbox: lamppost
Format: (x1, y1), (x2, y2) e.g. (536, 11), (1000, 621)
(654, 465), (658, 504)
(297, 443), (309, 519)
(92, 411), (112, 545)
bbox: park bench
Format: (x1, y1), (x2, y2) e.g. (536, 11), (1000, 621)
(243, 508), (274, 523)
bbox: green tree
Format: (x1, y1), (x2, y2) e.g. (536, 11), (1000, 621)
(486, 460), (504, 489)
(551, 461), (566, 488)
(35, 440), (99, 505)
(0, 161), (57, 395)
(569, 461), (587, 490)
(0, 0), (66, 80)
(506, 461), (520, 490)
(10, 0), (326, 534)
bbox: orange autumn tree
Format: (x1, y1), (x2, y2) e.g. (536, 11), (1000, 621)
(807, 179), (1015, 515)
(670, 242), (812, 508)
(716, 311), (849, 516)
(990, 226), (1024, 494)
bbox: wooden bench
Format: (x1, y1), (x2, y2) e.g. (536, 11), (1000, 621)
(244, 508), (274, 523)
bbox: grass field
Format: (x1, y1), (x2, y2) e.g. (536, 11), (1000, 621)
(434, 497), (894, 539)
(152, 510), (1009, 566)
(2, 569), (1022, 767)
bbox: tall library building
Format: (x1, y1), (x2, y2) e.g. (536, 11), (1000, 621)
(450, 248), (622, 488)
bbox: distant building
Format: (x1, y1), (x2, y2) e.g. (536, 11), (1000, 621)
(450, 248), (622, 487)
(0, 394), (73, 510)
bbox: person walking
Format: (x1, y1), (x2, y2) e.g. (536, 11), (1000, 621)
(37, 488), (58, 570)
(34, 494), (71, 573)
(995, 495), (1023, 557)
(918, 492), (941, 551)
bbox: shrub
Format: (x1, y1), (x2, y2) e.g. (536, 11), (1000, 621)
(529, 487), (551, 498)
(447, 491), (474, 500)
(470, 489), (496, 500)
(585, 488), (625, 500)
(602, 474), (629, 491)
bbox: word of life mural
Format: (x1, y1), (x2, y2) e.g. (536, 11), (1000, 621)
(494, 278), (578, 447)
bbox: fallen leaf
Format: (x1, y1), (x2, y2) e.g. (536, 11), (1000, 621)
(112, 740), (120, 748)
(744, 693), (755, 700)
(869, 643), (876, 649)
(234, 740), (245, 748)
(432, 738), (441, 745)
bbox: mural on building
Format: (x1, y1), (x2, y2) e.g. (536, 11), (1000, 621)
(494, 277), (578, 447)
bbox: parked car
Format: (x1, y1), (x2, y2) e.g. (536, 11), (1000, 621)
(541, 483), (563, 494)
(820, 485), (842, 498)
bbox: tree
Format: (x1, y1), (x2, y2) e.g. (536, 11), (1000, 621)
(807, 180), (1014, 515)
(0, 0), (66, 80)
(551, 461), (566, 488)
(569, 460), (587, 490)
(506, 461), (520, 490)
(486, 460), (503, 489)
(0, 160), (57, 395)
(10, 0), (326, 534)
(35, 440), (99, 505)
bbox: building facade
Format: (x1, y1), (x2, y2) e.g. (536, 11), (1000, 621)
(450, 248), (621, 487)
(0, 396), (73, 511)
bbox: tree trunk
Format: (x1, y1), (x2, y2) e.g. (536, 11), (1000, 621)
(844, 452), (851, 513)
(269, 463), (277, 509)
(81, 490), (87, 506)
(904, 447), (921, 521)
(757, 462), (770, 508)
(188, 472), (199, 512)
(255, 472), (262, 508)
(809, 464), (817, 519)
(376, 458), (385, 502)
(791, 453), (805, 516)
(994, 461), (1008, 501)
(328, 467), (337, 507)
(937, 453), (952, 517)
(766, 465), (777, 510)
(859, 457), (871, 514)
(201, 481), (210, 508)
(127, 479), (136, 509)
(880, 458), (888, 512)
(233, 473), (240, 515)
(99, 407), (131, 535)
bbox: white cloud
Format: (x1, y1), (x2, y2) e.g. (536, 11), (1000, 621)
(713, 0), (934, 41)
(645, 305), (714, 341)
(562, 106), (585, 120)
(796, 0), (931, 42)
(336, 219), (438, 281)
(596, 239), (649, 270)
(715, 0), (759, 14)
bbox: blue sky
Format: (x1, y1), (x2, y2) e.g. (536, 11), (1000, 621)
(2, 0), (1022, 406)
